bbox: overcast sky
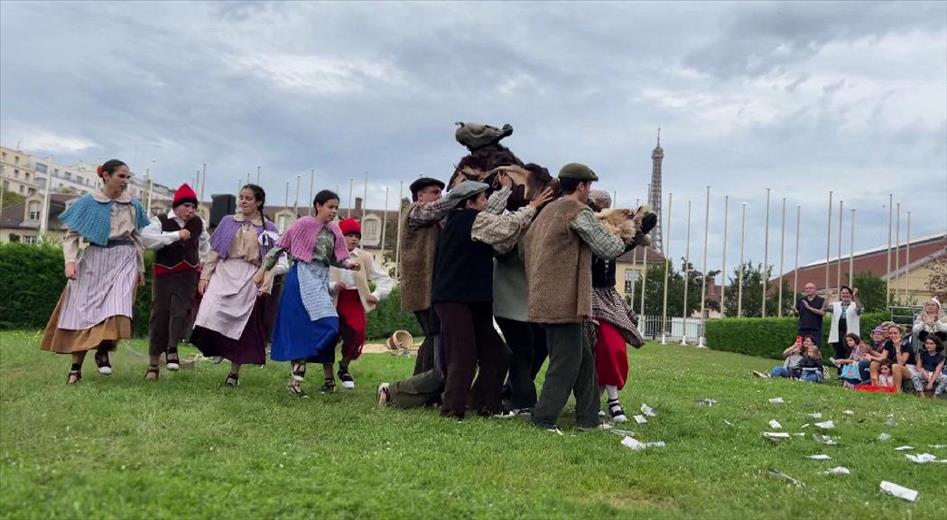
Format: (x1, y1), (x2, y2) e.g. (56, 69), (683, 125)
(1, 1), (945, 277)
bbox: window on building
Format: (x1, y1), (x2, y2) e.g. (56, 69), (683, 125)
(13, 169), (19, 178)
(19, 185), (24, 194)
(23, 235), (37, 245)
(14, 156), (19, 164)
(35, 163), (47, 174)
(278, 214), (291, 233)
(25, 172), (30, 181)
(623, 269), (641, 295)
(361, 215), (382, 247)
(28, 201), (41, 221)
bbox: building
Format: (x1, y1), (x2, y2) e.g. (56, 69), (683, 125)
(614, 245), (667, 299)
(773, 232), (947, 303)
(647, 130), (664, 254)
(0, 193), (74, 244)
(0, 145), (37, 197)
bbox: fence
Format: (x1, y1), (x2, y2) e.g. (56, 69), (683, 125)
(638, 315), (705, 345)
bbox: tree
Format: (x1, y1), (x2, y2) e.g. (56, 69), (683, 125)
(927, 254), (947, 302)
(633, 258), (719, 318)
(852, 272), (887, 312)
(721, 262), (792, 317)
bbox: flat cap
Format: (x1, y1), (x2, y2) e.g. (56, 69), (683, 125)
(409, 177), (445, 197)
(446, 180), (490, 205)
(558, 162), (599, 181)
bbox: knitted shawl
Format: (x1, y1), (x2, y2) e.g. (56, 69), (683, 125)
(209, 214), (278, 260)
(59, 193), (150, 246)
(276, 216), (348, 264)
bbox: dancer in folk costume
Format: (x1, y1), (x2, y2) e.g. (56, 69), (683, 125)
(259, 190), (360, 398)
(585, 191), (649, 423)
(41, 159), (150, 384)
(140, 183), (209, 380)
(190, 184), (282, 387)
(323, 217), (394, 390)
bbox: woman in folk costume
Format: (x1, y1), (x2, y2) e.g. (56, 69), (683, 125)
(40, 159), (150, 384)
(322, 217), (394, 390)
(190, 184), (281, 387)
(259, 190), (360, 398)
(586, 191), (648, 423)
(140, 183), (209, 380)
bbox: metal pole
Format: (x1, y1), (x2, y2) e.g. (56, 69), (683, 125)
(825, 191), (833, 299)
(681, 200), (692, 345)
(382, 186), (389, 255)
(778, 197), (786, 317)
(720, 195), (729, 317)
(39, 174), (51, 235)
(698, 186), (710, 347)
(738, 202), (746, 317)
(347, 178), (354, 218)
(906, 211), (912, 302)
(837, 200), (844, 290)
(762, 188), (770, 317)
(200, 163), (207, 203)
(641, 184), (650, 329)
(256, 166), (261, 185)
(284, 181), (289, 226)
(308, 169), (315, 216)
(294, 174), (301, 221)
(362, 171), (369, 220)
(629, 198), (640, 306)
(886, 194), (893, 305)
(395, 180), (404, 278)
(660, 193), (673, 344)
(793, 205), (801, 303)
(849, 208), (855, 288)
(895, 202), (901, 303)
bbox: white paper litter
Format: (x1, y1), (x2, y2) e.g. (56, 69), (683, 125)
(801, 423), (810, 429)
(806, 454), (832, 460)
(640, 404), (657, 417)
(609, 428), (636, 437)
(768, 397), (785, 404)
(763, 432), (791, 441)
(814, 421), (835, 430)
(880, 481), (918, 502)
(620, 436), (665, 451)
(768, 468), (804, 487)
(884, 415), (897, 427)
(824, 466), (850, 475)
(793, 433), (806, 437)
(807, 413), (823, 419)
(894, 446), (914, 451)
(643, 441), (666, 448)
(768, 419), (782, 430)
(905, 453), (937, 464)
(813, 434), (838, 445)
(696, 399), (717, 406)
(928, 444), (947, 448)
(878, 433), (892, 441)
(724, 420), (734, 427)
(843, 410), (854, 416)
(633, 415), (648, 424)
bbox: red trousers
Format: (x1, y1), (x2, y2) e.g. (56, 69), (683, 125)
(336, 289), (367, 361)
(595, 321), (628, 389)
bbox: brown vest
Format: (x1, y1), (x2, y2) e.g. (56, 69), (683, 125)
(398, 203), (440, 312)
(524, 197), (592, 323)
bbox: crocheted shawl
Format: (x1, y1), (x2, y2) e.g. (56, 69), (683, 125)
(209, 214), (278, 260)
(59, 193), (150, 246)
(276, 216), (348, 264)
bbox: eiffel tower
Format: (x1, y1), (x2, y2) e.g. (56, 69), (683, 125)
(648, 128), (664, 253)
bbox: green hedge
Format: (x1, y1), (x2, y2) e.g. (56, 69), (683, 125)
(0, 243), (419, 341)
(705, 312), (889, 359)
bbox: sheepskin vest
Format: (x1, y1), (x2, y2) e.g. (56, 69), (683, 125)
(432, 209), (494, 304)
(525, 197), (592, 324)
(398, 203), (440, 312)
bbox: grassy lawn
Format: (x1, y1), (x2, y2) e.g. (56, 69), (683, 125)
(1, 329), (945, 519)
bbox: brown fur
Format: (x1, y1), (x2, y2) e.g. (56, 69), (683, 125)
(596, 205), (654, 245)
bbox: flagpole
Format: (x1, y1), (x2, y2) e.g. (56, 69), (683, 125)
(837, 200), (844, 291)
(825, 191), (833, 299)
(256, 166), (261, 185)
(382, 186), (390, 256)
(200, 163), (207, 218)
(793, 205), (801, 303)
(886, 194), (893, 305)
(906, 210), (912, 302)
(698, 186), (710, 347)
(681, 199), (692, 345)
(630, 198), (640, 306)
(347, 178), (354, 218)
(395, 180), (404, 278)
(778, 197), (786, 317)
(660, 193), (673, 344)
(738, 202), (746, 317)
(640, 184), (651, 325)
(294, 174), (301, 221)
(849, 208), (856, 288)
(895, 202), (901, 303)
(762, 188), (770, 317)
(720, 195), (729, 317)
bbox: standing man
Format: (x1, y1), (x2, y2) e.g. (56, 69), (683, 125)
(525, 163), (648, 433)
(141, 183), (209, 380)
(795, 283), (825, 346)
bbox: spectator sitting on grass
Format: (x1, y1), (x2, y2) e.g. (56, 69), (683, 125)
(912, 335), (946, 398)
(912, 297), (947, 346)
(869, 324), (914, 392)
(752, 336), (810, 379)
(797, 343), (825, 383)
(854, 325), (891, 383)
(831, 333), (871, 388)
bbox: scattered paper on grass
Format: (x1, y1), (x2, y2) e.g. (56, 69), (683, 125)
(793, 433), (806, 437)
(696, 399), (717, 407)
(878, 433), (892, 442)
(768, 397), (785, 404)
(824, 467), (850, 475)
(905, 453), (937, 464)
(806, 454), (832, 460)
(724, 420), (734, 427)
(807, 413), (822, 419)
(880, 481), (918, 502)
(640, 404), (657, 417)
(884, 415), (897, 427)
(763, 432), (790, 441)
(633, 415), (648, 424)
(768, 420), (782, 430)
(768, 468), (804, 487)
(813, 434), (838, 445)
(928, 444), (947, 448)
(894, 446), (914, 451)
(843, 410), (854, 416)
(609, 428), (635, 437)
(801, 423), (810, 429)
(620, 436), (665, 451)
(814, 421), (835, 430)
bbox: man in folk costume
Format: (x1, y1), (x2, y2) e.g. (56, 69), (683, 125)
(140, 183), (209, 380)
(325, 217), (394, 389)
(524, 163), (645, 433)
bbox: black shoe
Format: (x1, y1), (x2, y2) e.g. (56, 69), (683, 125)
(225, 373), (239, 387)
(320, 377), (336, 393)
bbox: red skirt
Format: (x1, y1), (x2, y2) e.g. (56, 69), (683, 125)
(595, 321), (628, 389)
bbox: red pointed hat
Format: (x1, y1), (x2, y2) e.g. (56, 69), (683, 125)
(173, 183), (198, 208)
(339, 217), (361, 236)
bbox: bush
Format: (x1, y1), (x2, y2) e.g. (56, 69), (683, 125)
(1, 243), (419, 341)
(706, 312), (889, 359)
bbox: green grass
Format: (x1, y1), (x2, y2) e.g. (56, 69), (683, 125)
(1, 330), (945, 519)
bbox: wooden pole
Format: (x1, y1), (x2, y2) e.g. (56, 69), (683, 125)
(347, 178), (354, 218)
(395, 180), (404, 278)
(906, 211), (912, 302)
(895, 202), (901, 303)
(837, 199), (844, 291)
(294, 174), (301, 221)
(382, 186), (389, 257)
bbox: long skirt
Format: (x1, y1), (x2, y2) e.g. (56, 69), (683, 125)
(40, 243), (137, 354)
(190, 258), (266, 365)
(595, 321), (629, 389)
(270, 262), (339, 362)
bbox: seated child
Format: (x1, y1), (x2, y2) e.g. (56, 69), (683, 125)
(753, 336), (810, 379)
(831, 333), (871, 387)
(797, 343), (825, 383)
(854, 362), (897, 393)
(912, 335), (946, 398)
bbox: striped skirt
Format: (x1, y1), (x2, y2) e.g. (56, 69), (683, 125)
(40, 243), (138, 354)
(190, 258), (267, 365)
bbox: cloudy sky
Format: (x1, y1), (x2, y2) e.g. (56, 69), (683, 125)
(1, 1), (945, 276)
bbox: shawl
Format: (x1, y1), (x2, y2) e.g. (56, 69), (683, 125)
(209, 214), (278, 260)
(591, 286), (644, 348)
(276, 216), (348, 264)
(59, 193), (149, 246)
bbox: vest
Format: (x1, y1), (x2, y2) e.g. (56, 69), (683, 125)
(828, 301), (860, 343)
(398, 203), (440, 312)
(154, 214), (203, 276)
(330, 249), (378, 312)
(431, 209), (494, 304)
(525, 197), (591, 323)
(591, 256), (616, 288)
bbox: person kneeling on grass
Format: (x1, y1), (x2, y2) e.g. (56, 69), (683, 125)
(753, 336), (809, 379)
(912, 335), (946, 398)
